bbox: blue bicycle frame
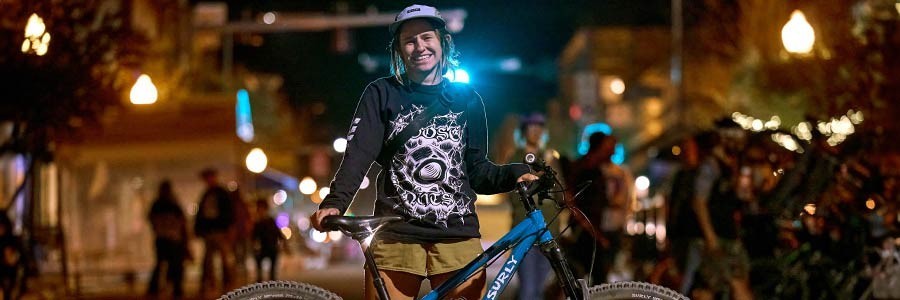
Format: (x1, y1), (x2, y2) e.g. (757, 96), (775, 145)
(421, 209), (556, 300)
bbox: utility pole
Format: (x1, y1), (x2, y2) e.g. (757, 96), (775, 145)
(671, 0), (684, 129)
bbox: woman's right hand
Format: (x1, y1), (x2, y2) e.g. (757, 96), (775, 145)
(310, 208), (340, 231)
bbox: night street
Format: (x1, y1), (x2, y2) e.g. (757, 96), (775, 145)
(2, 0), (899, 299)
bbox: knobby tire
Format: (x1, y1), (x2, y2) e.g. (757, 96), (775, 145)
(218, 281), (341, 300)
(587, 281), (689, 300)
(219, 280), (688, 300)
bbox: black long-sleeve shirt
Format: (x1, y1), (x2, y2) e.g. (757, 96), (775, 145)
(319, 76), (530, 242)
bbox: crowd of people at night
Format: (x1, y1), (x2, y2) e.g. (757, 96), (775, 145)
(502, 114), (899, 299)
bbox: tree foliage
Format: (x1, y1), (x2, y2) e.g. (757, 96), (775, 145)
(0, 0), (147, 157)
(684, 0), (899, 144)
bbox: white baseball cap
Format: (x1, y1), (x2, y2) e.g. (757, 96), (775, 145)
(389, 4), (446, 36)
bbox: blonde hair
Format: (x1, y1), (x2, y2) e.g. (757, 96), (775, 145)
(388, 24), (459, 85)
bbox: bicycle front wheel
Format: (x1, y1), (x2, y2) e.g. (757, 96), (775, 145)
(587, 281), (688, 300)
(218, 281), (342, 300)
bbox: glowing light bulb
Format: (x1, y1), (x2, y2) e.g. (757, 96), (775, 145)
(782, 10), (816, 54)
(130, 74), (158, 105)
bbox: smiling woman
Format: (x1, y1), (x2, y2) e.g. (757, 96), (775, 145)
(387, 5), (460, 87)
(397, 19), (445, 84)
(303, 4), (536, 300)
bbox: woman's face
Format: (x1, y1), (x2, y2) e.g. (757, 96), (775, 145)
(398, 19), (444, 82)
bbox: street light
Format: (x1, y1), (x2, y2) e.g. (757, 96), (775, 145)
(129, 74), (158, 105)
(781, 10), (815, 54)
(22, 13), (50, 56)
(245, 148), (268, 173)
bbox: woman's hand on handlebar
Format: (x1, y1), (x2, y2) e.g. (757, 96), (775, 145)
(517, 173), (539, 183)
(310, 208), (340, 231)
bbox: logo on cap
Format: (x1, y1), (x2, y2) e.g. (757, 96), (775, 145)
(390, 4), (446, 35)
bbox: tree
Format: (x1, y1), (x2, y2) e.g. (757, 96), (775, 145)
(0, 0), (147, 205)
(683, 0), (899, 147)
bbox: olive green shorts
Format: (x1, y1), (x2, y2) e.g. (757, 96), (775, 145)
(370, 238), (483, 277)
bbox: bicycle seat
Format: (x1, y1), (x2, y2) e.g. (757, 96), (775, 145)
(321, 215), (404, 236)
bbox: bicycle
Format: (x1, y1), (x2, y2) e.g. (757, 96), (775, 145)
(219, 153), (687, 300)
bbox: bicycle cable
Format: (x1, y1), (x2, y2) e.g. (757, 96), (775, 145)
(551, 178), (600, 286)
(450, 178), (578, 290)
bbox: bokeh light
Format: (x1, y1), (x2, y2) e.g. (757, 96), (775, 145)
(609, 77), (625, 95)
(273, 190), (287, 206)
(310, 229), (328, 243)
(130, 74), (158, 105)
(445, 68), (470, 83)
(333, 137), (347, 153)
(263, 12), (276, 24)
(22, 13), (50, 56)
(782, 10), (816, 54)
(276, 213), (290, 228)
(245, 148), (268, 173)
(299, 176), (317, 195)
(635, 176), (650, 191)
(804, 204), (817, 215)
(318, 187), (330, 200)
(328, 231), (343, 242)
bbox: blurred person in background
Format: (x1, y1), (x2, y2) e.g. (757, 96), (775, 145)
(665, 132), (713, 295)
(734, 133), (782, 295)
(871, 175), (899, 241)
(147, 180), (190, 299)
(566, 131), (634, 285)
(502, 113), (562, 299)
(252, 198), (285, 282)
(691, 119), (753, 300)
(0, 214), (24, 300)
(230, 188), (253, 284)
(195, 167), (237, 296)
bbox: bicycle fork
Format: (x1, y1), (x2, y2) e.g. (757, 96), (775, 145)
(540, 239), (586, 299)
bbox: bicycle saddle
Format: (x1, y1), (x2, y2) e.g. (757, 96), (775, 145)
(321, 215), (404, 236)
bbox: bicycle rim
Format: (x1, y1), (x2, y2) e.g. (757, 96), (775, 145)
(587, 281), (688, 300)
(218, 281), (342, 300)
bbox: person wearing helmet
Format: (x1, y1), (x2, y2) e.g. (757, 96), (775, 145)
(310, 4), (537, 300)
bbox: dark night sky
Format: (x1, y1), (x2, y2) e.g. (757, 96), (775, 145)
(226, 0), (670, 142)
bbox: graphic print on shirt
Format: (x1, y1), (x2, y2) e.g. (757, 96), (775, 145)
(390, 110), (469, 227)
(387, 104), (425, 140)
(347, 118), (361, 141)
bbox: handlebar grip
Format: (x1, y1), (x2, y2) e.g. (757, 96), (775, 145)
(321, 215), (342, 232)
